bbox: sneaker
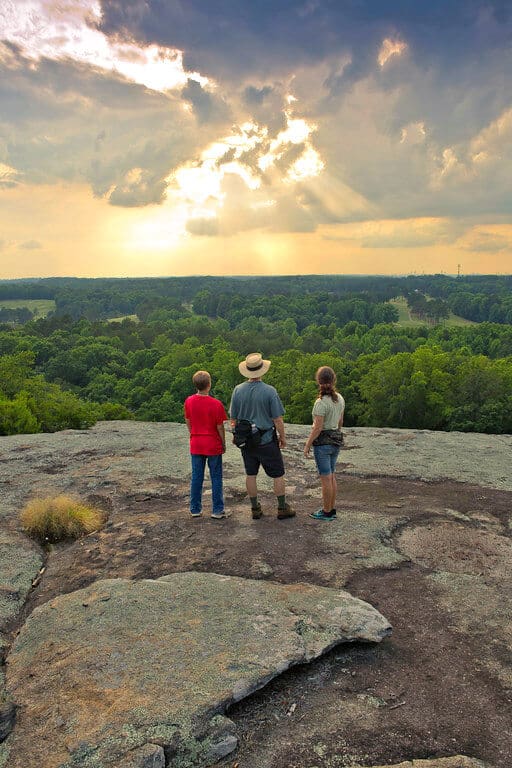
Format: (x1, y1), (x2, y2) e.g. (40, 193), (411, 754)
(190, 512), (202, 518)
(309, 509), (335, 520)
(277, 503), (295, 519)
(251, 502), (263, 520)
(211, 511), (230, 519)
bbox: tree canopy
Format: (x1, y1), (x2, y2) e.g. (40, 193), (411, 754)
(0, 275), (510, 435)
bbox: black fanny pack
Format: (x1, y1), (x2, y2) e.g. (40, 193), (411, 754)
(233, 420), (263, 449)
(312, 429), (344, 447)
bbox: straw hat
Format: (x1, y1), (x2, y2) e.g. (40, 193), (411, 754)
(239, 352), (271, 378)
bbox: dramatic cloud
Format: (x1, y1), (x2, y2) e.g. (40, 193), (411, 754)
(0, 162), (20, 188)
(459, 229), (512, 253)
(186, 217), (219, 237)
(0, 0), (511, 276)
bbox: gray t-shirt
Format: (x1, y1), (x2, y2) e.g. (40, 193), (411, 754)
(230, 381), (285, 445)
(312, 393), (345, 430)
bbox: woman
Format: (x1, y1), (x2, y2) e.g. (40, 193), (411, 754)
(304, 366), (345, 520)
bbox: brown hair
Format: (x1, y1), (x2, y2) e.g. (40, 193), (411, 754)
(192, 370), (211, 391)
(315, 366), (338, 402)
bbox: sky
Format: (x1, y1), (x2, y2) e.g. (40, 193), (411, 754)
(1, 0), (511, 278)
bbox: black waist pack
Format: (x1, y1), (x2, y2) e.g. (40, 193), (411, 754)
(233, 420), (263, 449)
(312, 429), (344, 447)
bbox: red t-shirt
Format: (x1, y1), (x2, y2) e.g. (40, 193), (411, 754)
(184, 394), (227, 455)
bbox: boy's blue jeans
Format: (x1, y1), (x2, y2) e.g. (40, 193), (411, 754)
(190, 454), (224, 514)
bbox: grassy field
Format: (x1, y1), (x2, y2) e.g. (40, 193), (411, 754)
(0, 299), (55, 318)
(107, 314), (139, 323)
(390, 296), (475, 327)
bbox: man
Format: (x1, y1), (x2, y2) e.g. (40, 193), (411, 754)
(230, 353), (294, 520)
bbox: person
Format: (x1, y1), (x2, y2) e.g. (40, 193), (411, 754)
(303, 366), (345, 520)
(184, 370), (227, 519)
(229, 353), (294, 520)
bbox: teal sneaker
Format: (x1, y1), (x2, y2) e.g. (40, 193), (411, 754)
(309, 509), (336, 520)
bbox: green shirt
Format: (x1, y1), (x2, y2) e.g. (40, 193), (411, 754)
(312, 393), (345, 430)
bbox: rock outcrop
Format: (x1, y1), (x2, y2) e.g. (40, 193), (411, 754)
(1, 421), (510, 767)
(1, 421), (510, 621)
(4, 572), (391, 768)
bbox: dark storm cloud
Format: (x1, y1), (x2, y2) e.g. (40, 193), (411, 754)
(96, 1), (512, 172)
(181, 79), (231, 125)
(2, 0), (511, 236)
(0, 45), (217, 206)
(98, 1), (512, 83)
(107, 169), (168, 207)
(241, 84), (288, 134)
(243, 86), (275, 106)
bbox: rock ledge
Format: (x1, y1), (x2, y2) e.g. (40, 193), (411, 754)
(4, 572), (391, 768)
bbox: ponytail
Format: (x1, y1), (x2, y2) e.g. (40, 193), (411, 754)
(315, 366), (338, 403)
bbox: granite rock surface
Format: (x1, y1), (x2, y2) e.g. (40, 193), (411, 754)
(4, 572), (391, 768)
(0, 421), (510, 767)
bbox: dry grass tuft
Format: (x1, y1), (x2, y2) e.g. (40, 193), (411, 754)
(20, 495), (105, 543)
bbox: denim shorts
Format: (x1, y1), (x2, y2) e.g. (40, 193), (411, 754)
(313, 444), (340, 476)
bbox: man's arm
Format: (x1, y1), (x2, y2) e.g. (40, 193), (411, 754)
(273, 416), (286, 449)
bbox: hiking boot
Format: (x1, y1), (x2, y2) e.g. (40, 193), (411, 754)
(251, 502), (262, 520)
(309, 509), (335, 520)
(277, 503), (295, 519)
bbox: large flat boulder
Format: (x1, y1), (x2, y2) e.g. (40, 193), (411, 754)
(4, 572), (391, 768)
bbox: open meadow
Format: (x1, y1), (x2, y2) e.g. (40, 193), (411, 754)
(0, 299), (55, 318)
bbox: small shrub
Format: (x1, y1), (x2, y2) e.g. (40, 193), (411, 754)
(0, 394), (40, 436)
(98, 402), (134, 420)
(20, 495), (105, 543)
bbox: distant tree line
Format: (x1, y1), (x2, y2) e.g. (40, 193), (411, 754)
(1, 274), (511, 325)
(0, 307), (34, 324)
(1, 301), (511, 435)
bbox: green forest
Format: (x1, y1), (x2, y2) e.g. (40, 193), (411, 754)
(0, 274), (511, 436)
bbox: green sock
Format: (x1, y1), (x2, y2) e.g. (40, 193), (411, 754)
(250, 496), (259, 510)
(277, 495), (286, 510)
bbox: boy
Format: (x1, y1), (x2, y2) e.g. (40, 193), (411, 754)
(184, 371), (227, 519)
